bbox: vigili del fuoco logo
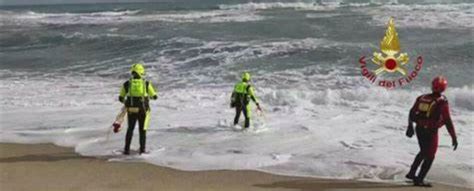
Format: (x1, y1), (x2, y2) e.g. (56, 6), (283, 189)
(359, 18), (423, 89)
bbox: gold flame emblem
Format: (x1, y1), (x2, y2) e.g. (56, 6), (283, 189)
(372, 18), (409, 75)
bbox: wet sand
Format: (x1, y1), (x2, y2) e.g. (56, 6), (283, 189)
(0, 143), (470, 191)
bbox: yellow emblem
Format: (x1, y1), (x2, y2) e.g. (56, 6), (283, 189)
(372, 18), (409, 75)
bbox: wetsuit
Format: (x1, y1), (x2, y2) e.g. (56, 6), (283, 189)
(407, 93), (456, 184)
(126, 108), (147, 154)
(119, 75), (157, 154)
(231, 81), (259, 128)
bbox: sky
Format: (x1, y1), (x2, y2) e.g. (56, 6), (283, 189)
(0, 0), (167, 6)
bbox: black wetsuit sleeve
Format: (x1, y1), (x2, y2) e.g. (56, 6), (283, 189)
(250, 96), (257, 104)
(409, 96), (420, 125)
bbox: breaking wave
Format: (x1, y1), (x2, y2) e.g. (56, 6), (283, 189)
(361, 3), (474, 28)
(0, 9), (263, 26)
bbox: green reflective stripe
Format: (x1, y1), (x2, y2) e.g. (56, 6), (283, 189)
(246, 104), (252, 119)
(144, 110), (151, 130)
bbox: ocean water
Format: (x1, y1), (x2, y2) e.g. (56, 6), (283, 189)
(1, 0), (473, 188)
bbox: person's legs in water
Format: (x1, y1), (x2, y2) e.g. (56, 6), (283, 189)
(234, 105), (242, 126)
(137, 111), (147, 154)
(406, 127), (428, 180)
(243, 104), (251, 128)
(410, 127), (438, 187)
(124, 112), (138, 155)
(415, 129), (438, 187)
(406, 153), (423, 180)
(415, 157), (435, 187)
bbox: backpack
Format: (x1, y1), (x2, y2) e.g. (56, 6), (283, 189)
(124, 79), (150, 110)
(414, 94), (445, 122)
(230, 83), (251, 108)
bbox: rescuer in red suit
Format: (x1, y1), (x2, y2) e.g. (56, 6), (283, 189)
(405, 76), (458, 187)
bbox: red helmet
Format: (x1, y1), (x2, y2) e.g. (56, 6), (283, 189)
(432, 76), (448, 93)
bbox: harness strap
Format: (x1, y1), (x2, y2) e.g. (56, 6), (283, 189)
(419, 95), (444, 119)
(425, 100), (436, 118)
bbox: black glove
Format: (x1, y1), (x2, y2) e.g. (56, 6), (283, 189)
(151, 95), (158, 100)
(119, 96), (125, 103)
(452, 138), (458, 151)
(406, 124), (414, 138)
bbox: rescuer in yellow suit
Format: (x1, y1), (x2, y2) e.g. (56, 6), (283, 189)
(119, 63), (157, 155)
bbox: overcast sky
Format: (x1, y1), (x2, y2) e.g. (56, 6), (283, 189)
(0, 0), (169, 6)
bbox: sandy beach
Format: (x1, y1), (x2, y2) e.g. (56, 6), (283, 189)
(0, 143), (470, 191)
